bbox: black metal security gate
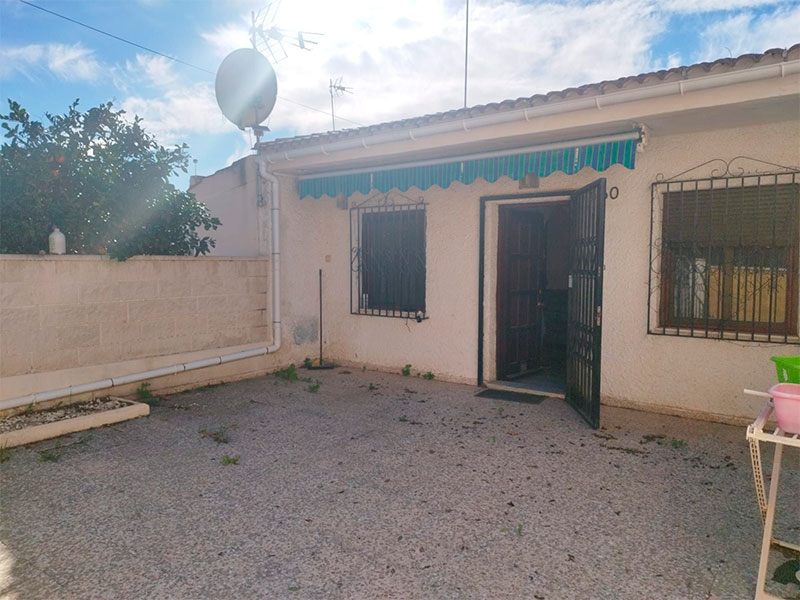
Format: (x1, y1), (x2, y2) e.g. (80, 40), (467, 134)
(647, 160), (799, 343)
(566, 178), (606, 428)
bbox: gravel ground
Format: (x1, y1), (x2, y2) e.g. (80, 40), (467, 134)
(1, 368), (798, 600)
(0, 398), (128, 434)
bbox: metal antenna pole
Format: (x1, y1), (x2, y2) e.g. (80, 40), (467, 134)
(329, 78), (336, 130)
(463, 0), (469, 108)
(328, 78), (352, 131)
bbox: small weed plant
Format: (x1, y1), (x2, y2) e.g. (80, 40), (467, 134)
(401, 364), (412, 376)
(200, 427), (230, 444)
(422, 372), (435, 380)
(37, 449), (60, 463)
(274, 364), (299, 382)
(303, 357), (313, 368)
(135, 382), (162, 406)
(222, 454), (240, 466)
(0, 447), (13, 464)
(308, 382), (321, 393)
(670, 438), (688, 450)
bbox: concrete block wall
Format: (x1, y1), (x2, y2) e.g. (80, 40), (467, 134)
(0, 255), (276, 402)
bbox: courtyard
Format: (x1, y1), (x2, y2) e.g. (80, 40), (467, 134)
(1, 368), (797, 599)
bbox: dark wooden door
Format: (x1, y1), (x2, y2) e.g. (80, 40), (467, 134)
(566, 178), (606, 428)
(497, 208), (545, 380)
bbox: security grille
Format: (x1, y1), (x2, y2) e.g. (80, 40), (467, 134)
(350, 193), (426, 318)
(648, 158), (799, 343)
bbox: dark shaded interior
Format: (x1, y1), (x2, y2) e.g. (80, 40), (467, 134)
(497, 202), (569, 394)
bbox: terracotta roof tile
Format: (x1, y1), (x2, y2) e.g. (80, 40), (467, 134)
(258, 44), (799, 153)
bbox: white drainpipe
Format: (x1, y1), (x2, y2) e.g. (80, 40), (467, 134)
(0, 159), (282, 412)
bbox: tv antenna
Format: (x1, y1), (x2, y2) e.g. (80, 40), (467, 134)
(329, 77), (353, 131)
(250, 1), (322, 63)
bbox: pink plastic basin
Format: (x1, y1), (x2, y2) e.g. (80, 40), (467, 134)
(770, 383), (800, 435)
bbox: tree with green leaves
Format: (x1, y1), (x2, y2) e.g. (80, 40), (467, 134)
(0, 99), (220, 260)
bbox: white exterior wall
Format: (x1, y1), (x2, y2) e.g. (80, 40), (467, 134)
(190, 116), (799, 424)
(595, 122), (799, 422)
(274, 120), (798, 423)
(191, 156), (268, 257)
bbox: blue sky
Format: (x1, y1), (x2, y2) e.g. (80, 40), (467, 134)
(1, 0), (798, 190)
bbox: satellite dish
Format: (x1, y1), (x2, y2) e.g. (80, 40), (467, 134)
(215, 48), (278, 130)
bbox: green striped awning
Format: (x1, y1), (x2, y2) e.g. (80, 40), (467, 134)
(298, 136), (638, 199)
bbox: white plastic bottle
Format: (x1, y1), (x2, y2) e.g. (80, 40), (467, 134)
(48, 226), (66, 255)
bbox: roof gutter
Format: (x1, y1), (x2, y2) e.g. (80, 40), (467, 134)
(262, 59), (800, 165)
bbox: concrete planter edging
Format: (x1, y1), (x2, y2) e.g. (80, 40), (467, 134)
(0, 398), (149, 448)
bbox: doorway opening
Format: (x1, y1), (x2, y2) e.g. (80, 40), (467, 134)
(496, 201), (570, 397)
(480, 178), (606, 428)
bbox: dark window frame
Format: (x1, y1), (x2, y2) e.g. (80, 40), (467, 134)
(648, 170), (799, 343)
(350, 195), (426, 319)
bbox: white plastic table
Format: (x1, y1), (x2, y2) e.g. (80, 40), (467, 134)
(745, 390), (800, 600)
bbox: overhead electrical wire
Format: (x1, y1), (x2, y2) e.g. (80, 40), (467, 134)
(17, 0), (364, 127)
(18, 0), (214, 75)
(280, 97), (362, 126)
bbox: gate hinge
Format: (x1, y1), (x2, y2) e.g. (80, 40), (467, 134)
(596, 306), (602, 327)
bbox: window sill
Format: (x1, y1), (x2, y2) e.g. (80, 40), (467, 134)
(352, 309), (427, 320)
(648, 327), (799, 344)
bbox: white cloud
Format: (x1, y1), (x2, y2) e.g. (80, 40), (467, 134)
(225, 130), (256, 166)
(110, 53), (180, 95)
(666, 53), (683, 68)
(696, 3), (800, 61)
(0, 45), (44, 80)
(126, 54), (178, 88)
(121, 82), (238, 145)
(0, 43), (181, 90)
(660, 0), (786, 14)
(201, 21), (252, 58)
(5, 0), (790, 172)
(201, 0), (666, 136)
(0, 43), (100, 82)
(47, 43), (100, 81)
(201, 0), (800, 138)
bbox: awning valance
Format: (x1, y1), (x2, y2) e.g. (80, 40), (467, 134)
(298, 132), (639, 199)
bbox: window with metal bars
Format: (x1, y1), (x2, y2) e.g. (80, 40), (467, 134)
(350, 198), (426, 318)
(649, 170), (799, 343)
